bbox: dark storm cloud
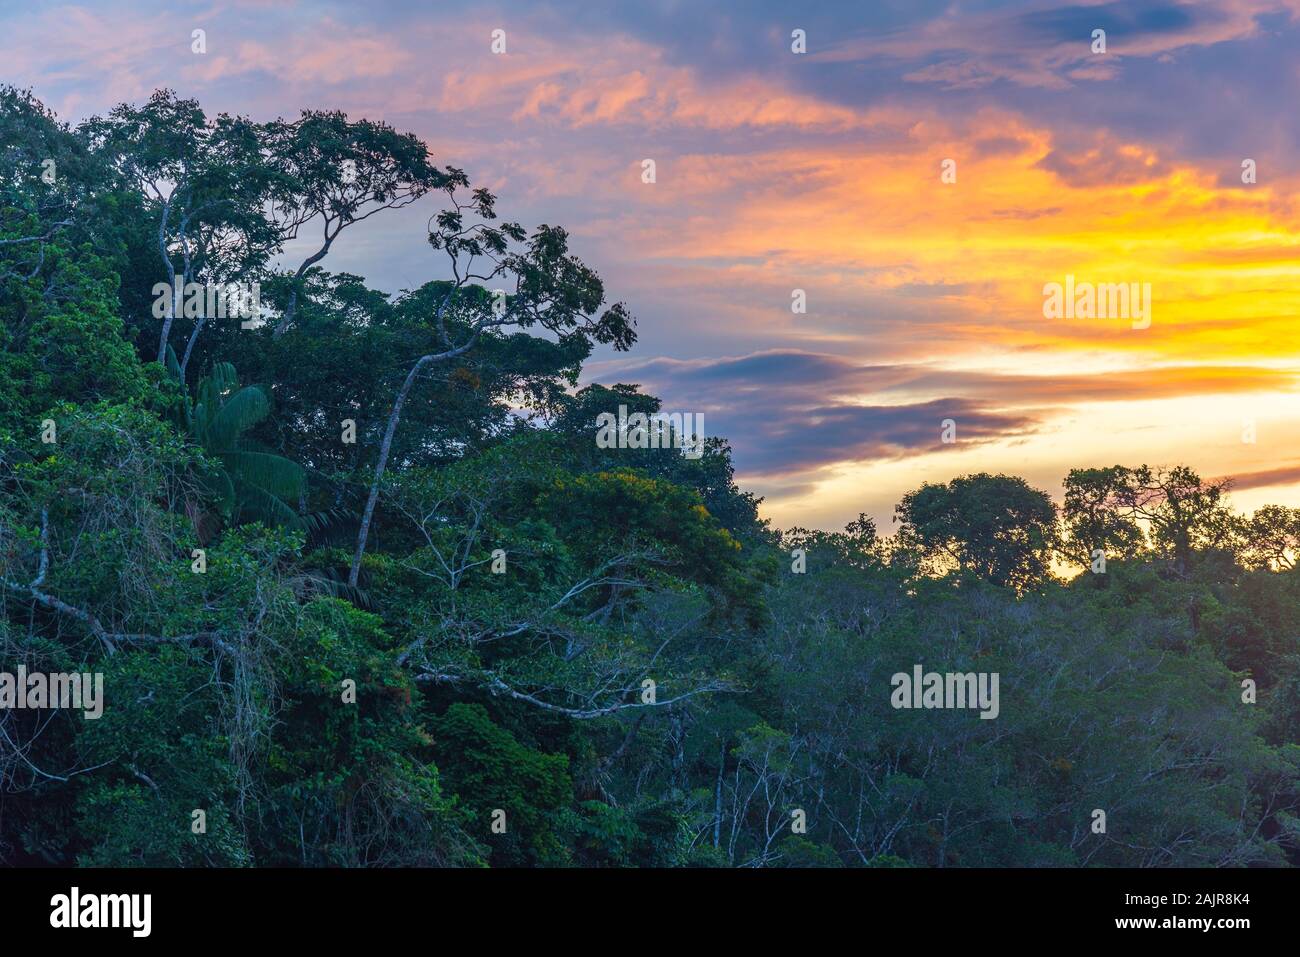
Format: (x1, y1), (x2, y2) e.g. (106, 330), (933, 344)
(596, 351), (1296, 476)
(1015, 2), (1199, 43)
(1217, 463), (1300, 492)
(594, 351), (1037, 475)
(720, 398), (1038, 475)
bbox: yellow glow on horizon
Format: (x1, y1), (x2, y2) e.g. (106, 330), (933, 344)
(619, 107), (1300, 529)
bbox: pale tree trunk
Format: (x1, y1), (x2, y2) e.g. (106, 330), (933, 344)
(273, 228), (336, 338)
(347, 288), (486, 587)
(179, 314), (205, 379)
(713, 741), (726, 848)
(155, 199), (180, 365)
(348, 353), (438, 587)
(156, 275), (183, 366)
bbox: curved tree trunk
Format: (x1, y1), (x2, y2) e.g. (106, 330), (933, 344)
(348, 353), (436, 587)
(179, 314), (206, 381)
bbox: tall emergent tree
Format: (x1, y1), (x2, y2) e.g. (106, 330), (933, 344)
(347, 175), (635, 586)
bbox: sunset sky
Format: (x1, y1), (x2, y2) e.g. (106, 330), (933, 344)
(5, 0), (1300, 532)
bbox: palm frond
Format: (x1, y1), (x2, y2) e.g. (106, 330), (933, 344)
(164, 344), (183, 383)
(207, 385), (270, 450)
(303, 506), (352, 535)
(183, 361), (310, 531)
(298, 567), (373, 609)
(207, 361), (239, 396)
(220, 449), (305, 500)
(234, 481), (305, 529)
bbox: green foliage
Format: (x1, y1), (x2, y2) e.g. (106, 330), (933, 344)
(75, 647), (250, 867)
(0, 242), (151, 439)
(174, 358), (306, 529)
(895, 473), (1058, 591)
(429, 703), (572, 866)
(257, 598), (482, 866)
